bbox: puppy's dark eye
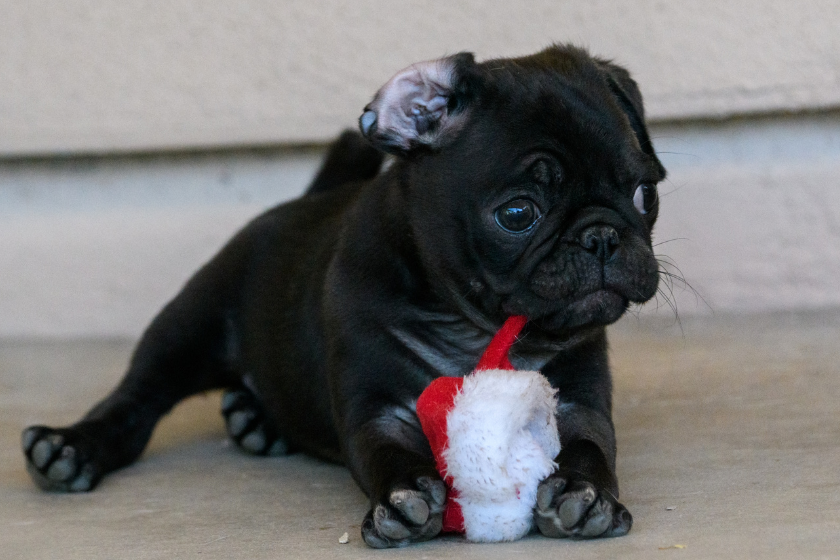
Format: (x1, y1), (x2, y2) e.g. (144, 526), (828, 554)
(495, 199), (540, 233)
(633, 184), (657, 215)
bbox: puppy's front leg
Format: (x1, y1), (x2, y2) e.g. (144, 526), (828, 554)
(535, 423), (632, 539)
(346, 412), (446, 548)
(534, 333), (633, 539)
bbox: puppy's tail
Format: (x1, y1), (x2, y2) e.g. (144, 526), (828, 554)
(305, 130), (385, 196)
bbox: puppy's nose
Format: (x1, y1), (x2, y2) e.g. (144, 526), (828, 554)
(579, 225), (620, 261)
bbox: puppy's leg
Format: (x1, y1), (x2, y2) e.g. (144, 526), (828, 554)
(534, 333), (632, 539)
(534, 436), (632, 539)
(22, 252), (242, 492)
(347, 412), (446, 548)
(220, 386), (289, 456)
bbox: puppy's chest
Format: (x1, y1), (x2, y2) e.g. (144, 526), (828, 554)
(388, 312), (559, 378)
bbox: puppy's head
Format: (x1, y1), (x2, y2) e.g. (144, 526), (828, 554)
(360, 45), (665, 334)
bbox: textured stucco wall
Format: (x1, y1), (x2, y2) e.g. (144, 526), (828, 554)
(0, 148), (322, 337)
(3, 0), (840, 155)
(3, 113), (840, 337)
(652, 113), (840, 314)
(2, 2), (840, 337)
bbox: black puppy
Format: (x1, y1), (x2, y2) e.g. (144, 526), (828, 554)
(22, 44), (665, 548)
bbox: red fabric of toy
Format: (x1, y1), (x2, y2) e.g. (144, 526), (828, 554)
(416, 316), (560, 542)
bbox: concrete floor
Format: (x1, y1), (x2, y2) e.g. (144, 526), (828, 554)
(1, 311), (839, 559)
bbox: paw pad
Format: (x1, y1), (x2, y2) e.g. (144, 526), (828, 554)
(361, 473), (446, 548)
(21, 426), (100, 492)
(221, 389), (289, 457)
(534, 476), (632, 539)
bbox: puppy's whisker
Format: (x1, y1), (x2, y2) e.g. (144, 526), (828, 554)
(653, 286), (684, 334)
(656, 257), (682, 271)
(653, 150), (699, 159)
(655, 255), (689, 278)
(660, 276), (679, 311)
(624, 304), (642, 321)
(655, 255), (713, 314)
(653, 238), (689, 248)
(657, 177), (688, 198)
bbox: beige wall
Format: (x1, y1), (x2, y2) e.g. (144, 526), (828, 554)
(5, 112), (840, 337)
(4, 0), (840, 155)
(3, 2), (840, 337)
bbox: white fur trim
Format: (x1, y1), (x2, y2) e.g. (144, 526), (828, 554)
(443, 369), (560, 542)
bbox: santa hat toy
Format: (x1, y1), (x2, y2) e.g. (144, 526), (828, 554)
(416, 316), (561, 542)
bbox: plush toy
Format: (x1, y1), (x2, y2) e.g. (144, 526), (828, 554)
(415, 315), (561, 542)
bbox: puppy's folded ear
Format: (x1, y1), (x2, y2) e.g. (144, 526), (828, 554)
(359, 53), (475, 154)
(596, 59), (666, 176)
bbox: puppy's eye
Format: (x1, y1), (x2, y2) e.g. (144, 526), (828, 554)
(633, 184), (657, 215)
(495, 199), (540, 233)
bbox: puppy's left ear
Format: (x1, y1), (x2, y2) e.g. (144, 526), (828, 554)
(597, 60), (666, 176)
(359, 53), (476, 154)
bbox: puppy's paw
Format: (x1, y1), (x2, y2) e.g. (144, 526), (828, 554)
(22, 426), (103, 492)
(534, 474), (632, 539)
(221, 389), (289, 456)
(361, 474), (446, 548)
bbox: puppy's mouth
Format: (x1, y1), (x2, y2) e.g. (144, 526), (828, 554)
(564, 288), (627, 323)
(524, 289), (628, 331)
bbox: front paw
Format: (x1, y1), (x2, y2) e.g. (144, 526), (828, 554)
(534, 474), (632, 539)
(361, 474), (446, 548)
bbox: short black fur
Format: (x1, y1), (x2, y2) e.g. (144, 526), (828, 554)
(22, 44), (666, 548)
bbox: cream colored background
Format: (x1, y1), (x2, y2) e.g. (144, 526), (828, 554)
(3, 0), (840, 155)
(2, 1), (840, 337)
